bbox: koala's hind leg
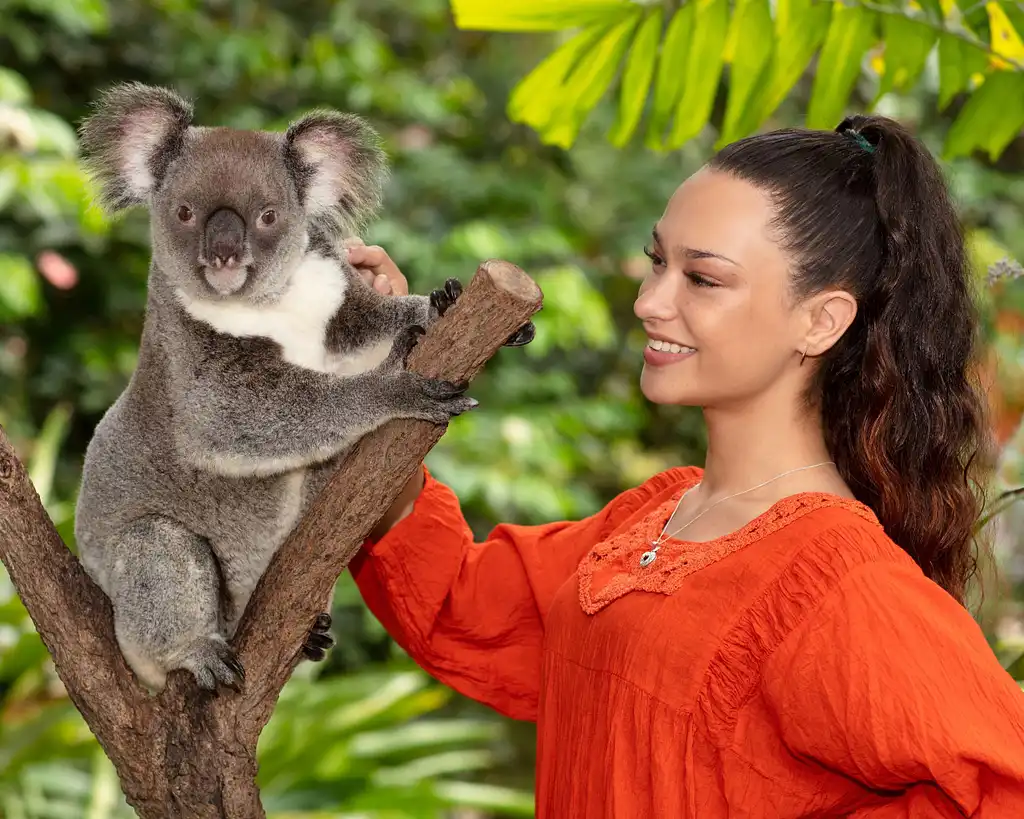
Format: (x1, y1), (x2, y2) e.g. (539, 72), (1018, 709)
(106, 515), (244, 692)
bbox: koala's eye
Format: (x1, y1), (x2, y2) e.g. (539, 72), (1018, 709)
(177, 205), (194, 223)
(259, 209), (277, 227)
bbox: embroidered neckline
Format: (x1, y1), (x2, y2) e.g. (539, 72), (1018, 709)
(577, 473), (880, 615)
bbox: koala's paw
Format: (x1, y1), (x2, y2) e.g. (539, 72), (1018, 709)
(388, 323), (427, 368)
(302, 612), (335, 662)
(398, 372), (478, 423)
(180, 635), (245, 692)
(428, 278), (463, 321)
(504, 321), (536, 347)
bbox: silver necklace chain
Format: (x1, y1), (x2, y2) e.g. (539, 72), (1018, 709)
(638, 461), (836, 568)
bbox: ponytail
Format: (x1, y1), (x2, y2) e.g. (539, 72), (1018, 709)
(710, 115), (993, 604)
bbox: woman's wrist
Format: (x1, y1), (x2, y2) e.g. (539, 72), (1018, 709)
(368, 465), (426, 542)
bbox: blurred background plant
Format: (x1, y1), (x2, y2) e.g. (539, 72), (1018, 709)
(1, 0), (1024, 816)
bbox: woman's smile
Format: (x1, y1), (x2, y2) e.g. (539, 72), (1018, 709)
(643, 335), (697, 366)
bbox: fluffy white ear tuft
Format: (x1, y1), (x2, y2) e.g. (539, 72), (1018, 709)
(79, 82), (193, 212)
(283, 111), (388, 237)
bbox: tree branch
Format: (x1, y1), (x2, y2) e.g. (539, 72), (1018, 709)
(0, 417), (159, 790)
(0, 259), (543, 818)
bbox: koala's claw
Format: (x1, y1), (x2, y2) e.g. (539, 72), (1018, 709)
(429, 277), (463, 318)
(444, 277), (463, 302)
(182, 636), (245, 692)
(302, 611), (335, 662)
(224, 653), (246, 682)
(420, 378), (470, 400)
(391, 324), (427, 366)
(504, 321), (536, 347)
(411, 375), (478, 421)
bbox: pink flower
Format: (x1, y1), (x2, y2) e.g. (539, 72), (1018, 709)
(36, 250), (78, 290)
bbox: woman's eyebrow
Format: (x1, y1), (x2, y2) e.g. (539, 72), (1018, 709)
(652, 227), (743, 268)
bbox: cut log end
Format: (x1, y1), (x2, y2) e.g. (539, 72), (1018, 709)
(478, 258), (544, 305)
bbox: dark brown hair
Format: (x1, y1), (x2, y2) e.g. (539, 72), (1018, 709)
(709, 114), (993, 604)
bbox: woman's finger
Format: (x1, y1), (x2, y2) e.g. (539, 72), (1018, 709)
(346, 244), (409, 296)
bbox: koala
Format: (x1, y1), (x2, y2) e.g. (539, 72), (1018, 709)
(73, 83), (534, 693)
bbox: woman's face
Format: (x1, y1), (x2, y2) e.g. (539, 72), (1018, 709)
(634, 168), (814, 410)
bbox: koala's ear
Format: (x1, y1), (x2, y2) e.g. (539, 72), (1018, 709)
(283, 111), (388, 236)
(78, 82), (193, 212)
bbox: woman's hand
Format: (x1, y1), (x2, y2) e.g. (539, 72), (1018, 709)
(343, 238), (409, 296)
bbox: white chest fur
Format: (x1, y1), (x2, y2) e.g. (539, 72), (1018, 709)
(177, 255), (346, 373)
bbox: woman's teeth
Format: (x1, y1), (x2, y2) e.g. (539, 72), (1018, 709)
(647, 339), (696, 354)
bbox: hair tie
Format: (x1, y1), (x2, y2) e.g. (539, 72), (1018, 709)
(845, 130), (876, 154)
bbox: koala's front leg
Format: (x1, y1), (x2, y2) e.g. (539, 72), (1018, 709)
(106, 515), (243, 692)
(383, 280), (535, 348)
(359, 279), (462, 341)
(178, 360), (476, 478)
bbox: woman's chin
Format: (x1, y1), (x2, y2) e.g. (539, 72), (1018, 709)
(640, 370), (701, 406)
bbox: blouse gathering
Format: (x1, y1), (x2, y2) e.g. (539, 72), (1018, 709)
(349, 465), (1024, 818)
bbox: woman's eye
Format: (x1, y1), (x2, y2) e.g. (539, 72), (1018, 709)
(643, 245), (665, 267)
(686, 272), (718, 288)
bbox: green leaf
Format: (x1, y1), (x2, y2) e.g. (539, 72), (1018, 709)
(0, 68), (32, 104)
(25, 109), (80, 157)
(938, 33), (990, 110)
(874, 11), (937, 101)
(531, 265), (617, 352)
(644, 3), (695, 149)
(608, 8), (663, 147)
(26, 404), (73, 511)
(806, 3), (877, 129)
(666, 0), (729, 149)
(751, 0), (833, 125)
(717, 0), (774, 146)
(452, 0), (634, 31)
(0, 253), (42, 321)
(944, 71), (1024, 161)
(539, 12), (642, 148)
(434, 781), (536, 815)
(507, 23), (609, 132)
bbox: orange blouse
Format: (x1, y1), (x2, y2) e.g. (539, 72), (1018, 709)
(349, 466), (1024, 817)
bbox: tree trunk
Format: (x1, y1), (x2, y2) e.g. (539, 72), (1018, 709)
(0, 260), (543, 818)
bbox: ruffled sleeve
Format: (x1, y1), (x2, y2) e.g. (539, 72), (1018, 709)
(761, 560), (1024, 817)
(349, 465), (697, 721)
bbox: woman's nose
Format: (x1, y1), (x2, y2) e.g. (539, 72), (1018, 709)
(634, 274), (679, 322)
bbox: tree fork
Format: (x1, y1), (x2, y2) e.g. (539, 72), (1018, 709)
(0, 260), (543, 819)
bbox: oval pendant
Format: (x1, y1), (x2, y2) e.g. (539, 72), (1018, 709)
(639, 550), (657, 567)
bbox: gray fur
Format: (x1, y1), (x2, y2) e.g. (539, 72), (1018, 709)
(75, 83), (472, 692)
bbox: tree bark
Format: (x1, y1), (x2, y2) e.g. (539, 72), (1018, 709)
(0, 259), (543, 818)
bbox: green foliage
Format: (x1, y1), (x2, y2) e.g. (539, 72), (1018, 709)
(807, 2), (877, 129)
(666, 0), (728, 150)
(451, 0), (1024, 159)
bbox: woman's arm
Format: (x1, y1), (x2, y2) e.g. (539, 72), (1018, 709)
(759, 561), (1024, 817)
(350, 465), (693, 721)
(368, 466), (425, 542)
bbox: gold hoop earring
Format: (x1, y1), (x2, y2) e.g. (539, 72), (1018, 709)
(799, 347), (808, 366)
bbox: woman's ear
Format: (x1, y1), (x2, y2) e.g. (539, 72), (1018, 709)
(800, 290), (858, 359)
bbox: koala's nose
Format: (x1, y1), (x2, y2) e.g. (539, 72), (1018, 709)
(203, 208), (246, 269)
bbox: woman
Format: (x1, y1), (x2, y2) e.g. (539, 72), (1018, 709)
(345, 115), (1024, 817)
